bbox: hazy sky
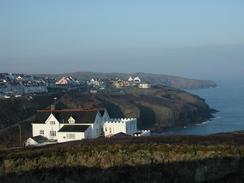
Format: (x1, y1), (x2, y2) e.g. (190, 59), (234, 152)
(0, 0), (244, 79)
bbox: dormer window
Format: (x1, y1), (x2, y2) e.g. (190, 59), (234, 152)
(50, 121), (55, 125)
(68, 117), (75, 124)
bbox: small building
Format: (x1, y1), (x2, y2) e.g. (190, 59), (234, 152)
(24, 135), (56, 147)
(133, 76), (141, 84)
(113, 80), (130, 88)
(90, 89), (97, 94)
(56, 76), (80, 86)
(128, 76), (133, 82)
(138, 83), (151, 89)
(103, 118), (137, 137)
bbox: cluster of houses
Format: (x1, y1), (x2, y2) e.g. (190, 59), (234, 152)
(0, 73), (152, 98)
(25, 105), (150, 146)
(0, 74), (85, 98)
(112, 76), (151, 89)
(87, 78), (106, 93)
(0, 73), (48, 98)
(86, 76), (151, 94)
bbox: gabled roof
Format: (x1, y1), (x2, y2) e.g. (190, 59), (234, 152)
(58, 125), (90, 132)
(33, 109), (104, 124)
(99, 110), (105, 117)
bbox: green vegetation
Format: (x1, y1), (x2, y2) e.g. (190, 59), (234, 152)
(0, 86), (215, 148)
(0, 134), (244, 182)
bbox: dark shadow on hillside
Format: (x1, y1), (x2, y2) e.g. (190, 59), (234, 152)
(1, 157), (244, 183)
(136, 104), (156, 130)
(98, 98), (124, 118)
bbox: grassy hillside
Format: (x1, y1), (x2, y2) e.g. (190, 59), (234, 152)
(58, 86), (215, 130)
(1, 133), (244, 182)
(0, 93), (63, 130)
(0, 86), (215, 148)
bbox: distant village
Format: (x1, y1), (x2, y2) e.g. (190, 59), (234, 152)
(0, 73), (151, 98)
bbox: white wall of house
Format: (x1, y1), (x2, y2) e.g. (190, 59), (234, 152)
(57, 132), (85, 143)
(92, 110), (110, 138)
(103, 118), (137, 137)
(57, 126), (93, 143)
(32, 114), (61, 140)
(138, 83), (151, 89)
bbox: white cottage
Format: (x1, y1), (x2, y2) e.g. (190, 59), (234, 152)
(133, 76), (141, 84)
(28, 106), (139, 146)
(103, 118), (137, 137)
(32, 108), (110, 143)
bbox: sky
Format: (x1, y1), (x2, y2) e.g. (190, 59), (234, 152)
(0, 0), (244, 80)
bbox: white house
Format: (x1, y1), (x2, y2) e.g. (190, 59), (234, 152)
(128, 76), (133, 82)
(138, 83), (151, 89)
(28, 106), (139, 146)
(56, 76), (80, 85)
(32, 108), (110, 144)
(133, 76), (141, 84)
(103, 118), (137, 137)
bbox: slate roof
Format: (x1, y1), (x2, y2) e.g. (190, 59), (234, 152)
(111, 132), (132, 138)
(33, 109), (105, 124)
(31, 135), (48, 143)
(58, 125), (90, 132)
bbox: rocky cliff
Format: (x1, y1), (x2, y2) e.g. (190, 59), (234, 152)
(58, 86), (215, 131)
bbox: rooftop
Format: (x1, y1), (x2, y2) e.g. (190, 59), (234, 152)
(34, 108), (106, 124)
(58, 125), (90, 132)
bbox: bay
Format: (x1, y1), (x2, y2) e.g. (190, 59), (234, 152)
(162, 80), (244, 135)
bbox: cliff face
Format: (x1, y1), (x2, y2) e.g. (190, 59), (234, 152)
(58, 86), (215, 131)
(0, 86), (215, 147)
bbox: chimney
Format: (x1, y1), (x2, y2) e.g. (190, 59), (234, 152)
(51, 97), (57, 111)
(51, 104), (55, 111)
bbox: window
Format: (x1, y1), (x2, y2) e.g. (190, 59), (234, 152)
(50, 121), (55, 125)
(66, 134), (75, 139)
(109, 127), (112, 133)
(105, 127), (107, 132)
(40, 130), (44, 135)
(50, 131), (56, 137)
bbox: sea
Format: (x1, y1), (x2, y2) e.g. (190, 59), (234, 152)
(162, 79), (244, 135)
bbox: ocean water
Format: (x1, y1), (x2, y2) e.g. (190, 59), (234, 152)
(162, 80), (244, 135)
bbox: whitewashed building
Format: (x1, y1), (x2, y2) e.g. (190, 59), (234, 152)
(29, 107), (138, 145)
(138, 83), (151, 89)
(128, 76), (133, 82)
(133, 76), (141, 84)
(32, 108), (110, 143)
(103, 118), (137, 137)
(56, 76), (80, 85)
